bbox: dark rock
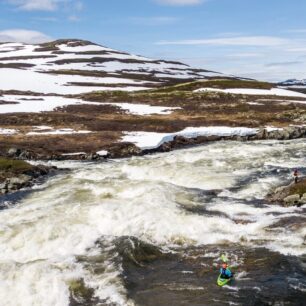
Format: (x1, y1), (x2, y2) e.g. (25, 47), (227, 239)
(18, 150), (37, 160)
(0, 159), (57, 196)
(7, 148), (21, 157)
(108, 143), (142, 158)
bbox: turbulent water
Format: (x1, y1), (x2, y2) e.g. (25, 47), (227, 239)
(0, 140), (305, 306)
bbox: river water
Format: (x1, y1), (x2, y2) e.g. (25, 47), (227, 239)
(0, 140), (305, 306)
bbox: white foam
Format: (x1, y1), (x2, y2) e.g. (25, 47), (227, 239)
(0, 139), (305, 304)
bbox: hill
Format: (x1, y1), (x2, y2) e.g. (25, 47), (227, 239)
(0, 39), (227, 94)
(1, 39), (306, 160)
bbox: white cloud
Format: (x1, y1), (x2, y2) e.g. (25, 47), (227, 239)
(7, 0), (83, 11)
(265, 61), (303, 67)
(74, 1), (83, 11)
(8, 0), (59, 11)
(286, 29), (306, 34)
(0, 29), (52, 43)
(130, 16), (178, 26)
(287, 47), (306, 52)
(68, 15), (81, 22)
(157, 36), (290, 46)
(32, 16), (58, 22)
(227, 53), (264, 58)
(154, 0), (204, 6)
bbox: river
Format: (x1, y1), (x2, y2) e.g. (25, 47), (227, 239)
(0, 140), (305, 306)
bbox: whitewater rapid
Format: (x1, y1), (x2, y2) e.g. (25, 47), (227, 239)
(0, 140), (305, 305)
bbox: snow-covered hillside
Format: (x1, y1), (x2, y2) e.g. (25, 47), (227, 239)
(279, 79), (306, 86)
(278, 79), (306, 92)
(0, 39), (225, 95)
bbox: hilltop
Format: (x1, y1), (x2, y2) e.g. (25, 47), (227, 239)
(0, 39), (227, 94)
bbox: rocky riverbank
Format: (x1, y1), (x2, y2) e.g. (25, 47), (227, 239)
(2, 125), (306, 161)
(0, 157), (57, 195)
(147, 125), (306, 155)
(266, 178), (306, 207)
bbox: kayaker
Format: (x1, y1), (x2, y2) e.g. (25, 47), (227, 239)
(220, 262), (233, 279)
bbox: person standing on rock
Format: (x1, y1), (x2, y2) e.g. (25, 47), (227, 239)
(293, 169), (299, 184)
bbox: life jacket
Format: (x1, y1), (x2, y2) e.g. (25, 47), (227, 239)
(221, 268), (227, 277)
(220, 267), (231, 279)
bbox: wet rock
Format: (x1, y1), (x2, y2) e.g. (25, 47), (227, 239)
(69, 278), (95, 306)
(114, 236), (166, 268)
(0, 158), (57, 196)
(18, 150), (37, 160)
(9, 174), (32, 186)
(7, 148), (21, 157)
(108, 143), (142, 158)
(283, 194), (300, 207)
(300, 193), (306, 204)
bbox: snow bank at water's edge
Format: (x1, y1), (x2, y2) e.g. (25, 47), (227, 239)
(122, 126), (258, 150)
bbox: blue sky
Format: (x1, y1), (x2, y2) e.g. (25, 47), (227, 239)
(0, 0), (306, 81)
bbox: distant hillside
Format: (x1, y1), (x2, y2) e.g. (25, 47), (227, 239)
(1, 39), (306, 160)
(0, 39), (229, 95)
(279, 79), (306, 86)
(278, 79), (306, 94)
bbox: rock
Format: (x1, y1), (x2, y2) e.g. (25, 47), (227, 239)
(6, 174), (32, 190)
(0, 159), (57, 196)
(283, 194), (301, 207)
(300, 193), (306, 204)
(85, 153), (100, 160)
(108, 143), (142, 158)
(7, 148), (21, 157)
(266, 178), (306, 206)
(19, 150), (37, 160)
(274, 186), (287, 194)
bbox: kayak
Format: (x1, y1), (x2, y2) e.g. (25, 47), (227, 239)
(217, 274), (232, 287)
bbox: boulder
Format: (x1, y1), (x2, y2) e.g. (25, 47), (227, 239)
(7, 148), (21, 157)
(108, 143), (142, 158)
(283, 194), (301, 207)
(300, 193), (306, 204)
(7, 174), (32, 191)
(17, 150), (38, 160)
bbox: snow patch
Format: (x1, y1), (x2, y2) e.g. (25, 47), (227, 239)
(247, 102), (264, 106)
(0, 128), (17, 135)
(32, 126), (53, 130)
(27, 128), (92, 136)
(265, 126), (284, 132)
(110, 103), (180, 115)
(61, 152), (86, 156)
(0, 69), (151, 95)
(0, 95), (179, 116)
(0, 95), (101, 113)
(122, 126), (258, 150)
(97, 150), (108, 156)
